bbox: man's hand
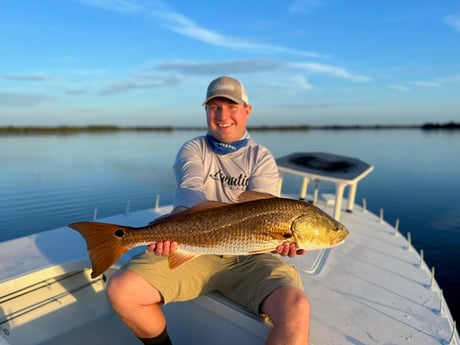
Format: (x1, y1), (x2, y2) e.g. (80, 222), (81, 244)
(276, 243), (305, 258)
(146, 207), (186, 255)
(147, 241), (178, 256)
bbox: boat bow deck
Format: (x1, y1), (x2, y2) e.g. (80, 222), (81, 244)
(0, 152), (458, 345)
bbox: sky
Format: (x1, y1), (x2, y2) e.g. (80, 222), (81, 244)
(1, 0), (460, 127)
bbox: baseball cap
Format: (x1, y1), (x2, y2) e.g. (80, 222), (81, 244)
(203, 76), (249, 105)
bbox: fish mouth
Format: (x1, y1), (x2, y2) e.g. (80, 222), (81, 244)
(331, 239), (346, 247)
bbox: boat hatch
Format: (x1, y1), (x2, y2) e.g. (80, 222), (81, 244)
(277, 152), (374, 221)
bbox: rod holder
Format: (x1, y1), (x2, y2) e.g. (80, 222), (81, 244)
(439, 289), (446, 317)
(419, 249), (424, 268)
(430, 266), (436, 290)
(362, 198), (367, 213)
(449, 320), (457, 345)
(93, 208), (98, 221)
(395, 218), (400, 233)
(379, 208), (384, 223)
(407, 232), (411, 251)
(155, 194), (160, 209)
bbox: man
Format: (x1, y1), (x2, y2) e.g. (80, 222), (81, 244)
(107, 76), (310, 345)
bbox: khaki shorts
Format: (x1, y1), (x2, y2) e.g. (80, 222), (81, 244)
(124, 251), (303, 315)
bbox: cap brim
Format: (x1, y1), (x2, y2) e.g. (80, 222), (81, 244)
(202, 95), (246, 105)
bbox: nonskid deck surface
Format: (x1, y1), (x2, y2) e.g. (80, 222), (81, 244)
(39, 281), (269, 345)
(43, 312), (136, 345)
(0, 264), (268, 345)
(301, 202), (458, 344)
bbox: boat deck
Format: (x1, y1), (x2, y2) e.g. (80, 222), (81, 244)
(1, 198), (458, 345)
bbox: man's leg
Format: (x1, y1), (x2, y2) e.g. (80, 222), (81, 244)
(214, 254), (309, 345)
(107, 269), (166, 339)
(107, 253), (220, 343)
(260, 286), (310, 345)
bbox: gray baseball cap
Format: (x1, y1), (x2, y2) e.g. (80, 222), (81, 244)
(203, 76), (249, 105)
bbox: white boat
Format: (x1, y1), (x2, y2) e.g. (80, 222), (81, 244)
(1, 152), (458, 345)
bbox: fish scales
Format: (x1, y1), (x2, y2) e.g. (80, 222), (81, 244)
(69, 191), (349, 277)
(139, 198), (305, 253)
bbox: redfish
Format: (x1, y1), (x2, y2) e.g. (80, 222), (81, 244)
(69, 191), (348, 278)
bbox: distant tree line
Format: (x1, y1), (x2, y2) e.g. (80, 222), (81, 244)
(421, 122), (460, 130)
(0, 122), (459, 134)
(0, 125), (175, 134)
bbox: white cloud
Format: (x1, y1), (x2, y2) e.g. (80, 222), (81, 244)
(0, 92), (51, 107)
(288, 0), (323, 14)
(291, 75), (313, 90)
(388, 73), (460, 92)
(77, 0), (148, 14)
(436, 74), (460, 84)
(2, 74), (54, 81)
(288, 62), (371, 81)
(444, 15), (460, 33)
(100, 74), (182, 94)
(72, 69), (107, 76)
(155, 59), (283, 74)
(152, 58), (370, 84)
(264, 74), (313, 92)
(388, 84), (410, 92)
(410, 81), (440, 88)
(77, 0), (323, 57)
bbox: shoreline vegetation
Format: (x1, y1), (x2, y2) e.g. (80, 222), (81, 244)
(0, 122), (459, 134)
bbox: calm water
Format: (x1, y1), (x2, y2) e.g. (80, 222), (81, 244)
(1, 129), (459, 321)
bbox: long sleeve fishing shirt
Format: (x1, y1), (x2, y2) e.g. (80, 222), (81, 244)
(173, 134), (280, 208)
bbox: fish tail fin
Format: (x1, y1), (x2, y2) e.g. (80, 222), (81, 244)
(68, 221), (134, 278)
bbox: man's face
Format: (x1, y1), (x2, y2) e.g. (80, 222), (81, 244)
(205, 97), (252, 143)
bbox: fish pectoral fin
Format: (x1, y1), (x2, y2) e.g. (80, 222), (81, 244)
(168, 249), (201, 269)
(248, 247), (277, 254)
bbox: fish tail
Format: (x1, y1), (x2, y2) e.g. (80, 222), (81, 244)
(68, 221), (134, 278)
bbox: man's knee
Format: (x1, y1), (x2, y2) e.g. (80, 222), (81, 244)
(281, 286), (309, 316)
(106, 269), (162, 309)
(292, 289), (310, 320)
(261, 285), (309, 320)
(106, 270), (131, 308)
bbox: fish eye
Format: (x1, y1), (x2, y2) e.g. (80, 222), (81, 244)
(114, 229), (125, 238)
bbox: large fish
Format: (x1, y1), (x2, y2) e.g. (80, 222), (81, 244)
(69, 191), (349, 278)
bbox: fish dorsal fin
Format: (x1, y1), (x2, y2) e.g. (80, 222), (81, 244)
(150, 200), (231, 224)
(186, 200), (231, 212)
(237, 190), (278, 203)
(150, 191), (276, 224)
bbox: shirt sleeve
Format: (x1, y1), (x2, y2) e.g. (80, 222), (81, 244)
(173, 138), (207, 208)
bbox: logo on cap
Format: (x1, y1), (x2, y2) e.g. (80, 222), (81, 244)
(211, 82), (236, 92)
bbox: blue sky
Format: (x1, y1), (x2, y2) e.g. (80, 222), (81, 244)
(1, 0), (459, 126)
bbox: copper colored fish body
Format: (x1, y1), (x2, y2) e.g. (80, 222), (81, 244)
(69, 191), (349, 278)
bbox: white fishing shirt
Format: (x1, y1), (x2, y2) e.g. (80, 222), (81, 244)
(173, 134), (280, 208)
